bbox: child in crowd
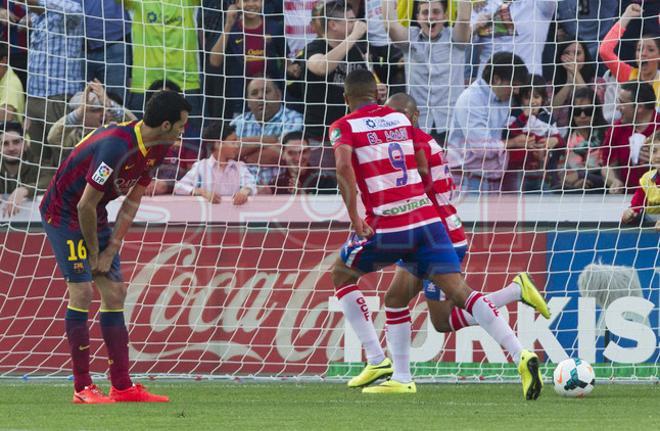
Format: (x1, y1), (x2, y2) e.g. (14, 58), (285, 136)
(506, 75), (563, 191)
(622, 135), (660, 231)
(173, 122), (256, 205)
(553, 87), (607, 191)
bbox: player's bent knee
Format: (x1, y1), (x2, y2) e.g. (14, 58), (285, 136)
(96, 277), (127, 309)
(67, 282), (94, 310)
(384, 287), (410, 308)
(331, 259), (359, 288)
(429, 311), (452, 333)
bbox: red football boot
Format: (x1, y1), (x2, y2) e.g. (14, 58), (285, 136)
(72, 385), (115, 404)
(109, 383), (170, 402)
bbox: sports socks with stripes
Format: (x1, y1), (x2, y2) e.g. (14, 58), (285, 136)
(385, 307), (412, 383)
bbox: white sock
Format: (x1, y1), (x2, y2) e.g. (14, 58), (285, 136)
(385, 306), (412, 383)
(336, 284), (385, 365)
(486, 282), (522, 308)
(465, 291), (523, 363)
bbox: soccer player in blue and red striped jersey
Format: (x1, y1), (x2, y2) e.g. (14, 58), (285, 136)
(330, 70), (543, 399)
(40, 91), (191, 404)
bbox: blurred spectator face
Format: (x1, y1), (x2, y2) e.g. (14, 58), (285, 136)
(562, 42), (586, 67)
(212, 131), (240, 161)
(416, 1), (445, 39)
(326, 7), (355, 42)
(490, 76), (517, 102)
(652, 143), (660, 168)
(283, 138), (311, 168)
(616, 88), (637, 124)
(521, 90), (543, 115)
(1, 130), (25, 164)
(247, 79), (282, 122)
(571, 97), (594, 129)
(239, 0), (262, 19)
(84, 106), (105, 129)
(0, 105), (19, 123)
(636, 37), (659, 70)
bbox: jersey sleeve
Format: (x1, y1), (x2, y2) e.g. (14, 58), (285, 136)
(329, 120), (353, 149)
(85, 138), (130, 191)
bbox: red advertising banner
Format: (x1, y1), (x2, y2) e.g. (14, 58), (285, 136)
(0, 227), (546, 376)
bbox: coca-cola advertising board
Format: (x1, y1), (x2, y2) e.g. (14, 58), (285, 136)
(0, 226), (548, 376)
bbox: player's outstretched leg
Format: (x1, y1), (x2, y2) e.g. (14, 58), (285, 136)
(66, 282), (115, 404)
(332, 257), (392, 388)
(95, 276), (169, 402)
(430, 272), (543, 400)
(444, 272), (551, 331)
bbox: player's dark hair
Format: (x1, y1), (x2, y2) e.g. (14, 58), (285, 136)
(143, 91), (192, 128)
(344, 69), (377, 99)
(482, 52), (528, 86)
(145, 79), (183, 105)
(0, 41), (8, 60)
(621, 81), (657, 110)
(282, 131), (308, 146)
(0, 121), (23, 136)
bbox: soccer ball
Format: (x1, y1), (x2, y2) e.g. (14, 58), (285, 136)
(553, 358), (595, 397)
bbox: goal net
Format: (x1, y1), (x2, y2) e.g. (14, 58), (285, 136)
(0, 0), (658, 383)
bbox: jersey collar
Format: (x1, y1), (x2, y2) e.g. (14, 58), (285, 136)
(134, 120), (148, 157)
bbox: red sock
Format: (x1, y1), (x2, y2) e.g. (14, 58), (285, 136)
(65, 308), (92, 392)
(100, 311), (132, 390)
(449, 307), (472, 331)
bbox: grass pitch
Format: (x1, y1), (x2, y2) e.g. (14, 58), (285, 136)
(0, 380), (658, 431)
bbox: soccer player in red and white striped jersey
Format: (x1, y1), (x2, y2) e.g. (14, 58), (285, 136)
(376, 93), (551, 392)
(331, 70), (543, 399)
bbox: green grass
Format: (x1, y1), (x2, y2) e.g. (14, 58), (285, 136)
(0, 381), (659, 431)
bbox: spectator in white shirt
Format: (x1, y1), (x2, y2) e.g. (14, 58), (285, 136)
(383, 0), (471, 143)
(471, 0), (557, 77)
(174, 122), (256, 205)
(447, 51), (529, 192)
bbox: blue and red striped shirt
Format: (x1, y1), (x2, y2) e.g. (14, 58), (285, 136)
(40, 121), (171, 230)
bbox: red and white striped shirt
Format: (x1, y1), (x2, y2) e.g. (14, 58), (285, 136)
(413, 128), (468, 248)
(331, 104), (441, 233)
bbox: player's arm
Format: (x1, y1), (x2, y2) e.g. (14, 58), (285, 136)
(77, 184), (105, 270)
(335, 144), (373, 237)
(95, 184), (146, 273)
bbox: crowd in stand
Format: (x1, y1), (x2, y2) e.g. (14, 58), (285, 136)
(0, 0), (659, 222)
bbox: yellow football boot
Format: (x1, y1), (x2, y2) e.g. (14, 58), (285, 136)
(518, 349), (543, 400)
(514, 272), (551, 319)
(347, 358), (393, 388)
(362, 379), (417, 394)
